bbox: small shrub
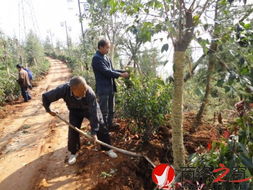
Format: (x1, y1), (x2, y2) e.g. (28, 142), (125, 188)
(117, 75), (172, 141)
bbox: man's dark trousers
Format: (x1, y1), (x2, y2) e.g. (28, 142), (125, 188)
(21, 87), (31, 102)
(97, 93), (115, 129)
(68, 109), (111, 154)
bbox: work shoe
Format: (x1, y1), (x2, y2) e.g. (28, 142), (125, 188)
(106, 150), (118, 158)
(68, 154), (77, 165)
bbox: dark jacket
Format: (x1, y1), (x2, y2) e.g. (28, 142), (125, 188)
(92, 51), (124, 95)
(42, 83), (103, 135)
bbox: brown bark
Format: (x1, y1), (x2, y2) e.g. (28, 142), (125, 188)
(195, 51), (216, 126)
(195, 0), (219, 127)
(170, 3), (195, 170)
(171, 51), (186, 169)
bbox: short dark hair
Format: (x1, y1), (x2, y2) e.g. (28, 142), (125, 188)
(16, 64), (22, 69)
(98, 39), (109, 49)
(69, 76), (87, 88)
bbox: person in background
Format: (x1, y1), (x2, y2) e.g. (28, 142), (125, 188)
(42, 76), (118, 165)
(16, 64), (32, 102)
(92, 39), (129, 131)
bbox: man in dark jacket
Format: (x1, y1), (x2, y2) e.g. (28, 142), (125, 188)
(42, 76), (117, 165)
(92, 39), (129, 130)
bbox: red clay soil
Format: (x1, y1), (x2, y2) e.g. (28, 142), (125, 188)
(65, 112), (227, 190)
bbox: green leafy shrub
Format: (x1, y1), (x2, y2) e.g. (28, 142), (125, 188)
(0, 71), (20, 104)
(0, 31), (50, 105)
(31, 59), (50, 78)
(188, 111), (253, 189)
(117, 75), (172, 141)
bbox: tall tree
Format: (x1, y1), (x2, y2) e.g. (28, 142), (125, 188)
(43, 36), (54, 55)
(195, 0), (219, 126)
(195, 1), (253, 125)
(138, 48), (162, 77)
(120, 24), (146, 74)
(86, 0), (128, 63)
(0, 34), (20, 76)
(109, 0), (215, 169)
(25, 31), (44, 67)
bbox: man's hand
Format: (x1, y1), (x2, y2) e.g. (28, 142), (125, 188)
(92, 134), (98, 144)
(120, 72), (129, 79)
(48, 111), (57, 116)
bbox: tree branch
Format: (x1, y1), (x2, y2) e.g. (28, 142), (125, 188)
(182, 0), (187, 11)
(198, 0), (214, 18)
(190, 0), (197, 10)
(184, 54), (206, 82)
(178, 0), (183, 41)
(162, 0), (170, 21)
(215, 55), (233, 74)
(239, 8), (253, 22)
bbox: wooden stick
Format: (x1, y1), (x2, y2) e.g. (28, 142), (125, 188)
(55, 114), (155, 167)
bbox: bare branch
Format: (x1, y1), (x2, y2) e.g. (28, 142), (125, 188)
(239, 8), (253, 22)
(184, 54), (206, 82)
(178, 0), (183, 41)
(171, 0), (176, 21)
(189, 0), (197, 10)
(198, 0), (214, 18)
(162, 0), (170, 20)
(181, 8), (194, 45)
(215, 55), (233, 74)
(182, 0), (187, 11)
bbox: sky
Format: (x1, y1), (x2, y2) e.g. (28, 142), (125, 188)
(0, 0), (86, 45)
(0, 0), (252, 79)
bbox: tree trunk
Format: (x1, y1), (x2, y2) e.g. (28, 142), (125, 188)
(195, 52), (215, 126)
(195, 0), (219, 127)
(6, 66), (10, 77)
(110, 43), (115, 64)
(34, 57), (38, 66)
(184, 54), (206, 82)
(171, 51), (185, 170)
(133, 56), (142, 75)
(170, 1), (194, 170)
(80, 62), (84, 72)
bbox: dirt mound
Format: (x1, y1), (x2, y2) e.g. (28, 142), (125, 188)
(75, 111), (231, 189)
(71, 112), (224, 190)
(66, 120), (158, 190)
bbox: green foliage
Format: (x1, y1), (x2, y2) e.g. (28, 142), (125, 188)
(214, 19), (253, 101)
(117, 74), (172, 141)
(236, 114), (253, 169)
(43, 36), (54, 55)
(189, 111), (253, 188)
(25, 31), (44, 66)
(0, 30), (49, 105)
(0, 71), (20, 103)
(138, 48), (163, 77)
(86, 0), (128, 64)
(32, 59), (50, 78)
(184, 66), (237, 117)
